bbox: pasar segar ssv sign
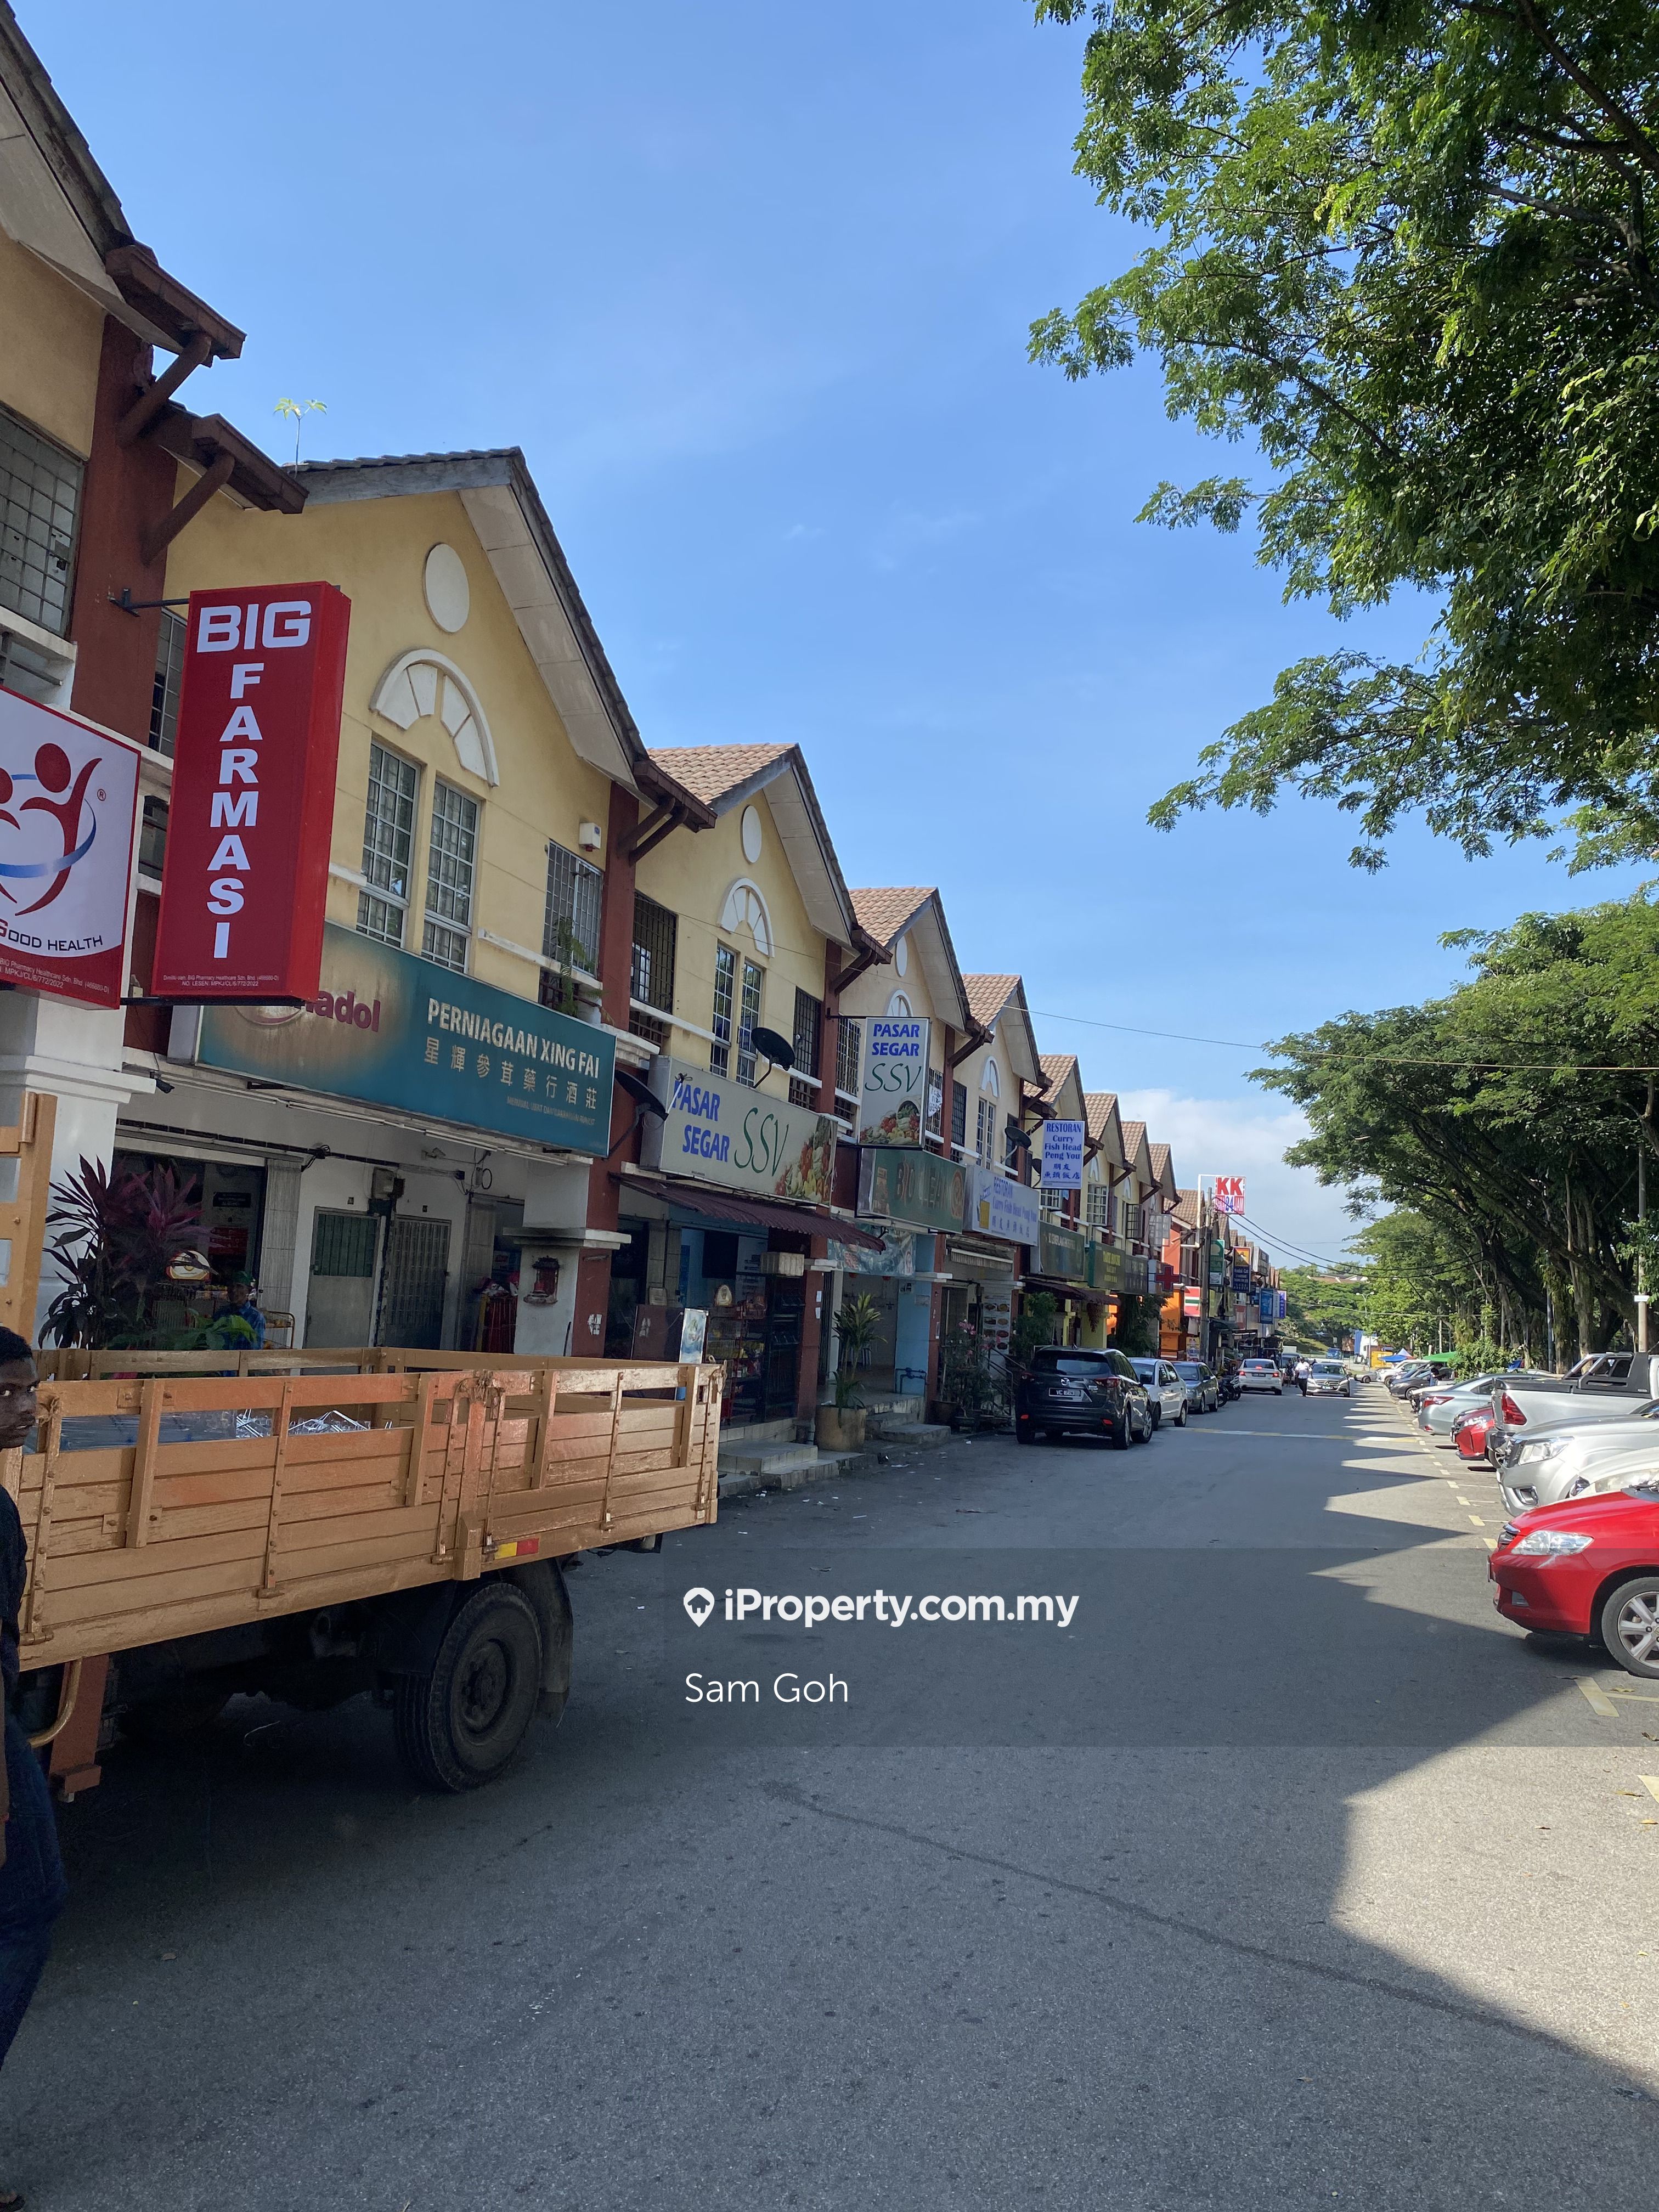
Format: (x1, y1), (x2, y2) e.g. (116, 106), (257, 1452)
(152, 584), (350, 1000)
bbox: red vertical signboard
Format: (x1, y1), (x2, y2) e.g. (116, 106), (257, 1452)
(152, 583), (349, 1001)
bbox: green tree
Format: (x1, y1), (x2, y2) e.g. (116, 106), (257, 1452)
(1032, 0), (1659, 867)
(1281, 1264), (1368, 1347)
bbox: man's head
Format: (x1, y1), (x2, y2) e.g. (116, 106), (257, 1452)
(0, 1326), (38, 1452)
(225, 1272), (254, 1304)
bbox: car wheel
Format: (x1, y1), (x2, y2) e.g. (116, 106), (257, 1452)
(1016, 1423), (1035, 1447)
(1175, 1401), (1187, 1426)
(1110, 1406), (1132, 1451)
(1149, 1406), (1161, 1429)
(1274, 1387), (1283, 1395)
(1601, 1578), (1659, 1678)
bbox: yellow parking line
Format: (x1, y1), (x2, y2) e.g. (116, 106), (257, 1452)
(1609, 1687), (1659, 1705)
(1467, 1514), (1486, 1526)
(1578, 1678), (1620, 1717)
(1643, 1777), (1659, 1805)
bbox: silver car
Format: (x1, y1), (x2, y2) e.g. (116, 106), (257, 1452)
(1498, 1403), (1659, 1514)
(1304, 1359), (1350, 1397)
(1130, 1358), (1189, 1429)
(1416, 1375), (1505, 1437)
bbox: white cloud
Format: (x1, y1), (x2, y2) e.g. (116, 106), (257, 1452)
(1115, 1088), (1371, 1270)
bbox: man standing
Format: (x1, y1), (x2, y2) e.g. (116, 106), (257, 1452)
(207, 1273), (266, 1350)
(0, 1326), (64, 2209)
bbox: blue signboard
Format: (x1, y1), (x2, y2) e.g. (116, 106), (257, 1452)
(195, 922), (616, 1152)
(1258, 1288), (1275, 1322)
(1231, 1263), (1252, 1294)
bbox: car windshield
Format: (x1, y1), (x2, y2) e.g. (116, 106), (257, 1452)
(1172, 1364), (1202, 1379)
(1311, 1363), (1342, 1375)
(1035, 1356), (1113, 1378)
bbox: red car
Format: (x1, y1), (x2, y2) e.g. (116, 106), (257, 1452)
(1489, 1489), (1659, 1676)
(1453, 1406), (1497, 1460)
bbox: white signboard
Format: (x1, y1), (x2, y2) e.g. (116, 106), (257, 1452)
(644, 1056), (837, 1202)
(1040, 1118), (1085, 1192)
(858, 1017), (930, 1146)
(1212, 1175), (1245, 1216)
(964, 1164), (1040, 1247)
(0, 687), (139, 1007)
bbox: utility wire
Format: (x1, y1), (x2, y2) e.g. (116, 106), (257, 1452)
(1030, 1008), (1659, 1075)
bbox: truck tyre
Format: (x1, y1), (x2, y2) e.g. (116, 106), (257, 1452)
(394, 1582), (544, 1792)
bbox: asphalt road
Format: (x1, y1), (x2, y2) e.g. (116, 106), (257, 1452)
(9, 1379), (1659, 2209)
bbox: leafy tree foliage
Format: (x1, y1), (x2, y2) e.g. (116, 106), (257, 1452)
(1032, 0), (1659, 865)
(1259, 893), (1659, 1356)
(1281, 1264), (1367, 1346)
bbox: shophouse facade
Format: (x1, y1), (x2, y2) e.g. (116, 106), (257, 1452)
(134, 448), (716, 1356)
(0, 11), (301, 1331)
(833, 887), (974, 1407)
(943, 976), (1045, 1375)
(1030, 1053), (1096, 1338)
(613, 743), (885, 1433)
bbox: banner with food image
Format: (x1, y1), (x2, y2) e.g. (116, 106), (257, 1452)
(858, 1017), (930, 1146)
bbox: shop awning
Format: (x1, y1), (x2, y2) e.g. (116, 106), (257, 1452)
(1020, 1273), (1099, 1304)
(613, 1172), (888, 1251)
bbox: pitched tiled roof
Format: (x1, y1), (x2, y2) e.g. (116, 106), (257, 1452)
(1174, 1187), (1201, 1227)
(1149, 1141), (1172, 1180)
(849, 887), (934, 945)
(1120, 1119), (1148, 1159)
(645, 743), (793, 806)
(1083, 1091), (1119, 1142)
(963, 974), (1018, 1026)
(1039, 1052), (1078, 1087)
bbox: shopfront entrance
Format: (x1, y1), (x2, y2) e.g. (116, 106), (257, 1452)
(305, 1210), (451, 1349)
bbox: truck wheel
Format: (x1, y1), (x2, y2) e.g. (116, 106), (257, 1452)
(394, 1582), (544, 1792)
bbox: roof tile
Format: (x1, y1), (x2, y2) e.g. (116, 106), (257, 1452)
(849, 888), (934, 945)
(646, 743), (794, 805)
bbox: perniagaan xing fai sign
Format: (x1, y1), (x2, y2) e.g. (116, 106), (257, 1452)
(152, 583), (350, 1001)
(0, 688), (139, 1008)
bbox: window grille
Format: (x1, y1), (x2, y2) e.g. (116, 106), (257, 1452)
(711, 944), (735, 1076)
(835, 1017), (861, 1102)
(138, 796), (168, 878)
(631, 894), (676, 1013)
(0, 405), (81, 636)
(792, 989), (822, 1080)
(358, 743), (417, 947)
(422, 781), (477, 973)
(543, 840), (603, 974)
(951, 1080), (967, 1152)
(737, 958), (764, 1085)
(0, 625), (58, 705)
(788, 1076), (818, 1109)
(150, 610), (184, 754)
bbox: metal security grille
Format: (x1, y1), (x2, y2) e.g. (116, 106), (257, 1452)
(0, 625), (59, 705)
(150, 611), (185, 754)
(836, 1016), (861, 1103)
(543, 841), (603, 974)
(0, 405), (81, 636)
(737, 959), (764, 1085)
(312, 1211), (380, 1277)
(423, 781), (477, 973)
(359, 743), (417, 946)
(711, 943), (735, 1076)
(951, 1080), (967, 1152)
(792, 988), (822, 1080)
(376, 1216), (450, 1348)
(631, 894), (676, 1012)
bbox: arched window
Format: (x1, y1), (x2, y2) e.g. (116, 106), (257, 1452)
(979, 1058), (1000, 1098)
(887, 990), (912, 1017)
(718, 878), (774, 956)
(370, 650), (499, 785)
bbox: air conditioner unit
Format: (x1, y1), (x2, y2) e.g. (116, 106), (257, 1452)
(759, 1250), (806, 1278)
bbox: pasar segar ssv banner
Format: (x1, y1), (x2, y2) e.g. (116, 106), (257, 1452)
(152, 584), (350, 1002)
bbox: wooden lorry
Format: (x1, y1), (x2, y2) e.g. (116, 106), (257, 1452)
(0, 1096), (721, 1794)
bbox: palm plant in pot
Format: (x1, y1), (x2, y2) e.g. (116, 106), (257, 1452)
(817, 1290), (879, 1449)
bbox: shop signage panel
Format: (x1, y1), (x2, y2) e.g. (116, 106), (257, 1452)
(1212, 1175), (1245, 1216)
(964, 1165), (1039, 1248)
(830, 1227), (917, 1278)
(1231, 1262), (1253, 1293)
(857, 1145), (967, 1234)
(1039, 1119), (1085, 1192)
(644, 1054), (836, 1202)
(153, 583), (350, 1000)
(1088, 1242), (1126, 1294)
(1040, 1223), (1089, 1283)
(0, 688), (139, 1007)
(857, 1017), (930, 1146)
(195, 922), (614, 1150)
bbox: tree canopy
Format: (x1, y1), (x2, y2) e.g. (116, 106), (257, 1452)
(1032, 0), (1659, 866)
(1259, 891), (1659, 1356)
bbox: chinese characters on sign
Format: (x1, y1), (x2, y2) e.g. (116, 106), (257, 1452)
(1039, 1119), (1085, 1192)
(0, 689), (138, 1007)
(153, 583), (350, 1000)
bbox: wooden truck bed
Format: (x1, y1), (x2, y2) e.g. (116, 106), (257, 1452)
(4, 1355), (721, 1667)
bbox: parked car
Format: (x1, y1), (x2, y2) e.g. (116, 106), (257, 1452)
(1171, 1360), (1220, 1413)
(1239, 1357), (1283, 1395)
(1453, 1404), (1498, 1459)
(1304, 1359), (1351, 1398)
(1497, 1403), (1659, 1515)
(1417, 1377), (1506, 1437)
(1015, 1346), (1153, 1451)
(1489, 1488), (1659, 1677)
(1485, 1353), (1659, 1463)
(1130, 1358), (1189, 1428)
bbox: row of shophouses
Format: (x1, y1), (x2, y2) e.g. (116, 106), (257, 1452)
(0, 11), (1284, 1434)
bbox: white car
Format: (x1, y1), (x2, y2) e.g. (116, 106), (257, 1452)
(1238, 1358), (1283, 1395)
(1498, 1404), (1659, 1515)
(1130, 1359), (1189, 1429)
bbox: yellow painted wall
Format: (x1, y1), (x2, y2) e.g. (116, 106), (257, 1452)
(0, 229), (102, 459)
(635, 783), (828, 1105)
(162, 485), (615, 1005)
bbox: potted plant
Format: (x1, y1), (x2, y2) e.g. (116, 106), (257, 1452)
(817, 1290), (879, 1449)
(938, 1323), (1010, 1432)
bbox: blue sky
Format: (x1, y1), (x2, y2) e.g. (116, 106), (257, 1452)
(31, 0), (1641, 1267)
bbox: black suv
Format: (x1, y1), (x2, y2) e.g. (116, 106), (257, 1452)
(1015, 1347), (1153, 1450)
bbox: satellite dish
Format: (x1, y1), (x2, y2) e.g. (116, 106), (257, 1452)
(751, 1025), (795, 1074)
(616, 1068), (667, 1118)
